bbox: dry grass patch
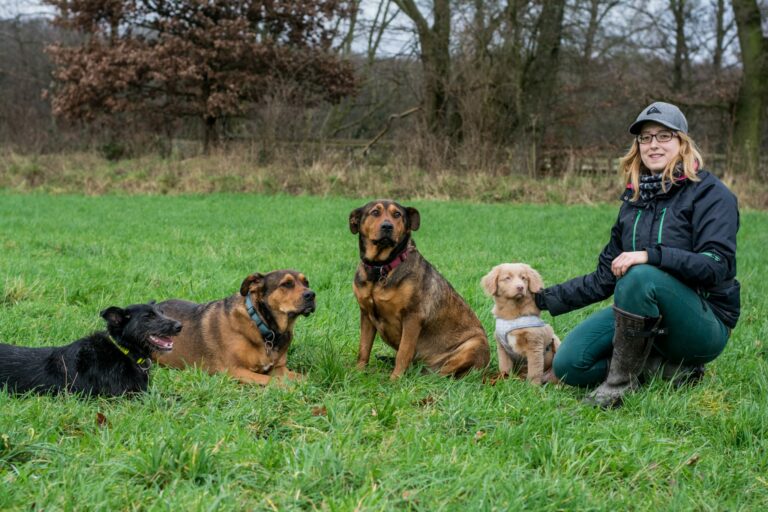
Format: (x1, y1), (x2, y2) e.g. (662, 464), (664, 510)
(3, 150), (766, 208)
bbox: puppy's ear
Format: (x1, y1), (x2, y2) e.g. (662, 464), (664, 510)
(480, 266), (500, 296)
(406, 207), (420, 231)
(100, 306), (128, 328)
(240, 273), (265, 297)
(349, 207), (364, 234)
(526, 266), (545, 293)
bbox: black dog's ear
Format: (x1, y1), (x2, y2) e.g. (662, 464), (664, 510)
(100, 306), (129, 327)
(406, 207), (420, 231)
(148, 300), (157, 305)
(240, 273), (265, 297)
(349, 207), (364, 234)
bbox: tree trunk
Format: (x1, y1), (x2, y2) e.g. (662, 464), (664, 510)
(340, 0), (359, 55)
(394, 0), (456, 138)
(583, 0), (600, 65)
(521, 0), (566, 171)
(731, 0), (767, 178)
(670, 0), (688, 92)
(713, 0), (725, 78)
(203, 115), (217, 155)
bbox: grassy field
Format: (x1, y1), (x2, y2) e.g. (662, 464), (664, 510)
(1, 193), (767, 511)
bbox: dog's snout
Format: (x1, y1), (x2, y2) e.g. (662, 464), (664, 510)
(172, 320), (182, 334)
(381, 221), (394, 232)
(303, 290), (316, 301)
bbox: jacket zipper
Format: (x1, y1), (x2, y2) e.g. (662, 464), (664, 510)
(632, 210), (642, 251)
(657, 207), (667, 244)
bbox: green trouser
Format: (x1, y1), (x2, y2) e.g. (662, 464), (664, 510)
(553, 265), (730, 387)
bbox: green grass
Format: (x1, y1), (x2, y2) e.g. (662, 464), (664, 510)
(1, 192), (767, 510)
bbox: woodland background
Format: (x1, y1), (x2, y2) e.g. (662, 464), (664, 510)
(1, 0), (768, 183)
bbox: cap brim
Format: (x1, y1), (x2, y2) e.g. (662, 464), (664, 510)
(629, 117), (682, 134)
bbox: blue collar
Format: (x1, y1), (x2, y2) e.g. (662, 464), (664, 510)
(245, 294), (276, 345)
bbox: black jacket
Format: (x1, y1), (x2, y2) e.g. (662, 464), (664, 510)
(538, 170), (740, 329)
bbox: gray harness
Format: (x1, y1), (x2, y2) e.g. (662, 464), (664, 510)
(494, 316), (549, 357)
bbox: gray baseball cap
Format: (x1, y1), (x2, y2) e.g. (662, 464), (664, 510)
(629, 101), (688, 134)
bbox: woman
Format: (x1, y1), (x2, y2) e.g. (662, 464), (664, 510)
(534, 101), (740, 408)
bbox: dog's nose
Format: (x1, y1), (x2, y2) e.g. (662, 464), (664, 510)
(381, 221), (393, 232)
(303, 290), (316, 301)
(173, 321), (182, 334)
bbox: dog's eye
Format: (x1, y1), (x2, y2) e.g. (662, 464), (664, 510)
(146, 311), (156, 318)
(281, 281), (295, 289)
(393, 211), (401, 218)
(371, 209), (381, 217)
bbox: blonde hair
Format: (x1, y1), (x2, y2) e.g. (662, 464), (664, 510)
(618, 131), (703, 201)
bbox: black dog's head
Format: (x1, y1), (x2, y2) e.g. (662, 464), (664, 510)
(348, 199), (420, 262)
(100, 301), (182, 355)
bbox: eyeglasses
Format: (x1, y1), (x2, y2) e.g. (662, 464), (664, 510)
(637, 130), (677, 144)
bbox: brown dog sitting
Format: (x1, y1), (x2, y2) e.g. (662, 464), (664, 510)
(349, 199), (490, 379)
(481, 263), (560, 385)
(155, 271), (315, 385)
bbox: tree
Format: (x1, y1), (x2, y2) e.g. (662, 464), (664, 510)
(731, 0), (767, 177)
(712, 0), (727, 78)
(0, 13), (57, 149)
(394, 0), (456, 137)
(519, 0), (566, 135)
(670, 0), (690, 92)
(45, 0), (358, 152)
(578, 0), (621, 66)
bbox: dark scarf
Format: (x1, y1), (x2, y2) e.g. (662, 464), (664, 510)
(639, 162), (686, 202)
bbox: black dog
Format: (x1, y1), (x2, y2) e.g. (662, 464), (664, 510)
(0, 302), (182, 396)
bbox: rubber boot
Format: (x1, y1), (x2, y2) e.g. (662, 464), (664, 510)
(583, 306), (665, 408)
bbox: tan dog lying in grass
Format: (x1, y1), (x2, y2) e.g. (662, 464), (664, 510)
(481, 263), (560, 385)
(156, 271), (315, 385)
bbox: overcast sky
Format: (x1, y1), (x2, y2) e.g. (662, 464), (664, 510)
(0, 0), (53, 19)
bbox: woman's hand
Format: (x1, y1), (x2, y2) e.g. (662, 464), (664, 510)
(611, 251), (648, 278)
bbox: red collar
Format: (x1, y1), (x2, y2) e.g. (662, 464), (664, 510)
(363, 246), (410, 281)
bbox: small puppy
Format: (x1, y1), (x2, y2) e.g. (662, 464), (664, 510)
(481, 263), (560, 385)
(0, 302), (182, 396)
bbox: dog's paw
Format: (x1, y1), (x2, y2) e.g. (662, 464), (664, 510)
(284, 370), (305, 381)
(484, 371), (510, 386)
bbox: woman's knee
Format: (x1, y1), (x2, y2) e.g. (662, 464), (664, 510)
(552, 350), (570, 381)
(614, 264), (665, 309)
(553, 347), (603, 387)
(553, 307), (614, 386)
(553, 353), (581, 385)
(617, 264), (662, 290)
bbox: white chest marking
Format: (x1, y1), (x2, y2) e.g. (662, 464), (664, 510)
(505, 332), (522, 356)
